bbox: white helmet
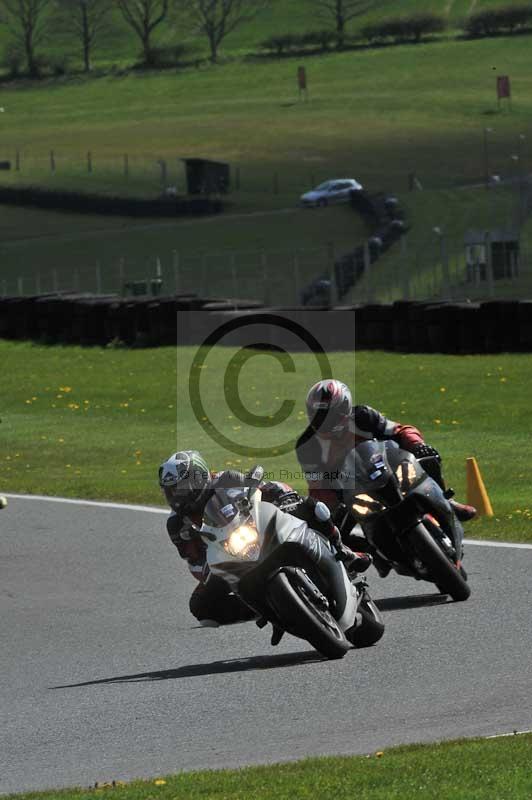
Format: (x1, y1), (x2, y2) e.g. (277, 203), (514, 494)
(158, 450), (211, 511)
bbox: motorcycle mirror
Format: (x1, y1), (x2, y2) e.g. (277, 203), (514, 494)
(246, 465), (264, 485)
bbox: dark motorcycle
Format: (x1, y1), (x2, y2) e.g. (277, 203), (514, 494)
(336, 440), (470, 602)
(196, 481), (385, 660)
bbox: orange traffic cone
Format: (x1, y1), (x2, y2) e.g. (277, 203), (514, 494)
(466, 457), (493, 517)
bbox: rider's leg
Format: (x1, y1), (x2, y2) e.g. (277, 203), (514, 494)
(189, 575), (256, 626)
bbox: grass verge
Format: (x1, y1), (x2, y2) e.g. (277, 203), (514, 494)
(5, 733), (532, 800)
(1, 342), (531, 543)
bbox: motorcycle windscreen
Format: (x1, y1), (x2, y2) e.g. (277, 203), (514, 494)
(201, 486), (264, 569)
(340, 440), (393, 499)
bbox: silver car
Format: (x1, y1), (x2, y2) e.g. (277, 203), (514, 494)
(300, 178), (363, 207)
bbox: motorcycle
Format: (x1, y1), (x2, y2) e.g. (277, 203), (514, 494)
(195, 478), (385, 660)
(335, 440), (470, 602)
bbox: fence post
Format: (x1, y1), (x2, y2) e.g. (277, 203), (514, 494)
(158, 159), (167, 190)
(327, 242), (337, 307)
(293, 251), (300, 305)
(401, 235), (410, 300)
(231, 253), (238, 310)
(261, 251), (269, 306)
(484, 231), (494, 298)
(50, 150), (55, 173)
(363, 242), (373, 303)
(201, 253), (208, 298)
(173, 251), (180, 295)
(119, 257), (125, 295)
(96, 261), (102, 294)
(440, 232), (452, 300)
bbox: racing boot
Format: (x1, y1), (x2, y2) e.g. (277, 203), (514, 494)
(450, 499), (477, 522)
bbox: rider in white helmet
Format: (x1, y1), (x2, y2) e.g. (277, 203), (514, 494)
(159, 449), (371, 626)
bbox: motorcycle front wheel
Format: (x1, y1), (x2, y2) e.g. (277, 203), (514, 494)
(406, 523), (471, 602)
(267, 570), (351, 660)
(348, 589), (385, 648)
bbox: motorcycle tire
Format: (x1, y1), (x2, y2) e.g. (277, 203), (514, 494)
(406, 523), (471, 602)
(267, 570), (350, 660)
(348, 590), (385, 648)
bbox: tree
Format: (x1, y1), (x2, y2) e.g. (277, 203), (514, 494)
(56, 0), (110, 72)
(0, 0), (52, 76)
(185, 0), (270, 63)
(309, 0), (384, 48)
(114, 0), (172, 65)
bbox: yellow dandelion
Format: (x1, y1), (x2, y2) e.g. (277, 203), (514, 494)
(154, 780), (167, 786)
(433, 419), (441, 425)
(440, 387), (446, 393)
(500, 377), (507, 383)
(58, 438), (65, 443)
(25, 399), (32, 404)
(375, 751), (384, 758)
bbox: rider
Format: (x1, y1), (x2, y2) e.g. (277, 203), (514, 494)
(159, 449), (371, 627)
(296, 379), (476, 528)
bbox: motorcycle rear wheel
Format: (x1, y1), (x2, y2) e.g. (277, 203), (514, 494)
(267, 571), (350, 660)
(407, 523), (471, 602)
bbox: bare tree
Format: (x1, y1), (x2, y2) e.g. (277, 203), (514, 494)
(310, 0), (383, 48)
(56, 0), (110, 72)
(114, 0), (172, 65)
(185, 0), (270, 63)
(0, 0), (52, 75)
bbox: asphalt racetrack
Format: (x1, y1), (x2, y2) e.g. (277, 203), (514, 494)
(1, 496), (531, 794)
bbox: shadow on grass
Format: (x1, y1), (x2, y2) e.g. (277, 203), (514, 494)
(50, 650), (323, 689)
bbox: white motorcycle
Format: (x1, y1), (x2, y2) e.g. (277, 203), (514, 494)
(196, 478), (384, 660)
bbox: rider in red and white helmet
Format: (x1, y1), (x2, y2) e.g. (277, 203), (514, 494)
(297, 379), (476, 523)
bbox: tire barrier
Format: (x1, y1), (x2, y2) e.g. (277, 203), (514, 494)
(1, 296), (532, 352)
(302, 190), (408, 305)
(0, 185), (223, 217)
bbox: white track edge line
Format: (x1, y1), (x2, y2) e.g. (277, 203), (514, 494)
(3, 493), (532, 547)
(485, 729), (532, 739)
(2, 493), (168, 515)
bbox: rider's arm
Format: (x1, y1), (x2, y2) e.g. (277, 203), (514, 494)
(166, 512), (207, 582)
(295, 428), (342, 510)
(354, 404), (424, 451)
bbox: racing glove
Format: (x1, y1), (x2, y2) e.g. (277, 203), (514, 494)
(410, 443), (441, 462)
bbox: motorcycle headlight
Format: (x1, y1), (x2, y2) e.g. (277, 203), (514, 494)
(395, 461), (418, 492)
(224, 525), (260, 559)
(352, 493), (384, 517)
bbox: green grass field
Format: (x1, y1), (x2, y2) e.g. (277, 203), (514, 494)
(5, 734), (532, 800)
(1, 28), (532, 300)
(1, 341), (531, 543)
